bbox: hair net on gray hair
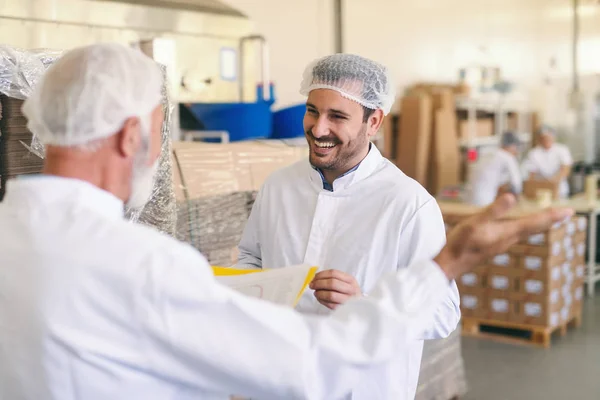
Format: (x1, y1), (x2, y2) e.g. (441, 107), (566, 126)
(537, 124), (556, 137)
(501, 131), (521, 147)
(299, 54), (395, 115)
(22, 43), (163, 148)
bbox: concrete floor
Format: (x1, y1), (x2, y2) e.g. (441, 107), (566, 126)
(461, 287), (600, 400)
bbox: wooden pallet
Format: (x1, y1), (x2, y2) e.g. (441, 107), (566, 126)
(461, 313), (582, 348)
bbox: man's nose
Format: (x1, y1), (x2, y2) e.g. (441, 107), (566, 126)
(312, 116), (330, 138)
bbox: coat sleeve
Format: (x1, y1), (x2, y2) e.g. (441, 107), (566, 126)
(138, 244), (453, 400)
(235, 188), (264, 269)
(396, 198), (461, 340)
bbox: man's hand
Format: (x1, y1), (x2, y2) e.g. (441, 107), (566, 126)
(309, 269), (362, 310)
(435, 194), (573, 281)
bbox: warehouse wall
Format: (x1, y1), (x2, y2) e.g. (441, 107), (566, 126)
(223, 0), (336, 109)
(345, 0), (599, 96)
(0, 0), (254, 103)
(343, 0), (600, 161)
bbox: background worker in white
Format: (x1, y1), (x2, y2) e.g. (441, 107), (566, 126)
(0, 43), (573, 400)
(236, 54), (460, 399)
(468, 131), (523, 206)
(522, 124), (574, 198)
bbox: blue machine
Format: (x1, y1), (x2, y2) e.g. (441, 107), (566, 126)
(184, 84), (276, 142)
(180, 35), (306, 142)
(271, 104), (306, 139)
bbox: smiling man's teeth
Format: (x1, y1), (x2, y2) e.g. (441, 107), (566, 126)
(315, 142), (336, 148)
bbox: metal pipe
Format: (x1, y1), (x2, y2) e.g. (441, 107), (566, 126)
(334, 0), (343, 53)
(572, 0), (580, 93)
(238, 35), (270, 102)
(0, 14), (241, 41)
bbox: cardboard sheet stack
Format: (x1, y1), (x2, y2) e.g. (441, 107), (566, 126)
(0, 45), (178, 237)
(124, 65), (177, 236)
(172, 140), (308, 266)
(416, 327), (467, 400)
(393, 87), (461, 196)
(0, 46), (61, 200)
(445, 207), (588, 329)
(0, 96), (44, 195)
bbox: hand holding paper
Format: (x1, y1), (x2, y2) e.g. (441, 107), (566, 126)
(213, 264), (317, 307)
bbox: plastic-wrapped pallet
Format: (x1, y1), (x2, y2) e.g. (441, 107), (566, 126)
(415, 326), (468, 400)
(0, 44), (177, 237)
(172, 140), (307, 265)
(125, 64), (177, 236)
(176, 191), (257, 267)
(0, 46), (61, 200)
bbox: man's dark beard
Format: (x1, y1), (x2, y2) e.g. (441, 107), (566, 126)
(306, 125), (368, 171)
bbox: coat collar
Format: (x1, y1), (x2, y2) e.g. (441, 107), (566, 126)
(4, 175), (124, 220)
(308, 143), (383, 192)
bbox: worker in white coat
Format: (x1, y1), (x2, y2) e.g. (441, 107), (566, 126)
(522, 124), (573, 198)
(236, 54), (460, 399)
(0, 43), (573, 400)
(468, 131), (523, 206)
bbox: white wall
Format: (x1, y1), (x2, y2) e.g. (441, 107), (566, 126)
(223, 0), (335, 109)
(0, 0), (253, 102)
(344, 0), (600, 93)
(344, 0), (600, 161)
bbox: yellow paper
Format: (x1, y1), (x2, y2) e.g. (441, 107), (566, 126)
(212, 264), (318, 308)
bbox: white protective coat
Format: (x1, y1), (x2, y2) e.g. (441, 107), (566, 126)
(0, 175), (454, 400)
(468, 148), (523, 206)
(522, 144), (573, 198)
(237, 145), (461, 400)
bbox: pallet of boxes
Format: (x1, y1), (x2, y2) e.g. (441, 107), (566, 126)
(446, 210), (587, 348)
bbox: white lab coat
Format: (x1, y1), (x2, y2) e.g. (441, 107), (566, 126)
(522, 144), (573, 198)
(0, 176), (454, 400)
(468, 148), (523, 206)
(237, 145), (461, 400)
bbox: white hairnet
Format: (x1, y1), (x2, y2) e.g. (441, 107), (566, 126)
(22, 43), (163, 147)
(299, 54), (395, 115)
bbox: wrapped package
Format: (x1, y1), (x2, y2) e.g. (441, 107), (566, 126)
(0, 45), (62, 159)
(0, 44), (177, 238)
(125, 64), (177, 236)
(415, 326), (468, 400)
(172, 140), (307, 265)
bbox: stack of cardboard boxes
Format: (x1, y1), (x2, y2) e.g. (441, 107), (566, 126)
(450, 215), (587, 328)
(393, 86), (461, 196)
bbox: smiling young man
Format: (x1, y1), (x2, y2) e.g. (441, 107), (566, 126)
(236, 54), (460, 400)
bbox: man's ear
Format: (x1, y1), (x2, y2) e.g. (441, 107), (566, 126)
(117, 117), (141, 158)
(367, 109), (385, 138)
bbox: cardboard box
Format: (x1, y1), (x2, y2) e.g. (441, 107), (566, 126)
(522, 179), (560, 201)
(575, 242), (586, 259)
(522, 226), (565, 247)
(428, 110), (460, 195)
(519, 252), (564, 272)
(574, 231), (587, 245)
(382, 114), (397, 160)
(486, 266), (517, 292)
(510, 242), (564, 260)
(511, 292), (562, 327)
(575, 216), (588, 234)
(481, 295), (515, 321)
(573, 261), (586, 282)
(432, 89), (454, 111)
(397, 94), (432, 187)
(459, 287), (487, 318)
(516, 264), (562, 296)
(457, 118), (493, 139)
(489, 253), (516, 268)
(457, 266), (487, 290)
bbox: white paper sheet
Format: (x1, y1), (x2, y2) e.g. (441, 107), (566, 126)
(215, 264), (316, 307)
